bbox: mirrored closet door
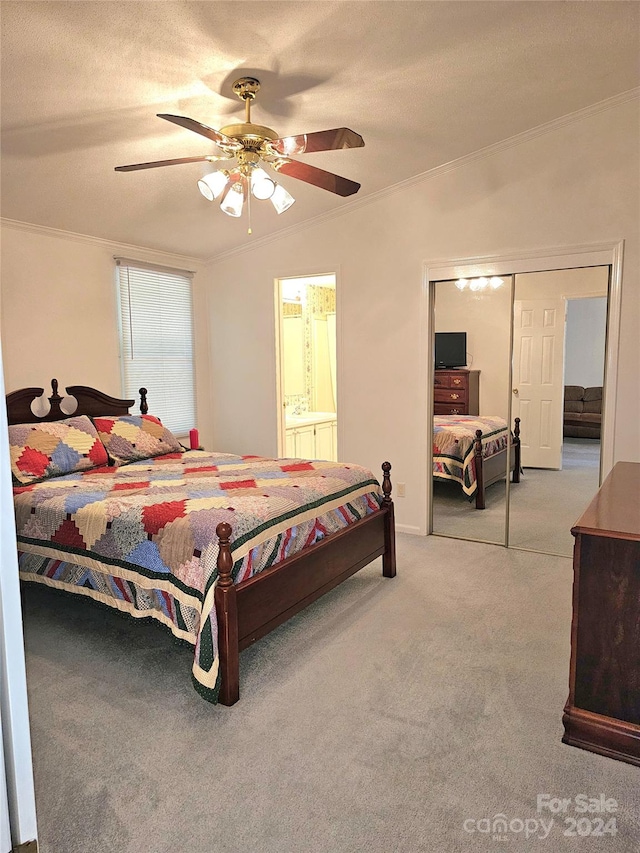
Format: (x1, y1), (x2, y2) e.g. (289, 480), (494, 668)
(431, 275), (514, 546)
(430, 265), (610, 558)
(508, 268), (608, 556)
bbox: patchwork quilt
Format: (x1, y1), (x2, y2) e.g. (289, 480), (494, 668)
(14, 451), (382, 702)
(433, 415), (509, 495)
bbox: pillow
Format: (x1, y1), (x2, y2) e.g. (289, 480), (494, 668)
(93, 414), (182, 464)
(9, 415), (109, 485)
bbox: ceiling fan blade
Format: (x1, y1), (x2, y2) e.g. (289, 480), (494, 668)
(157, 114), (243, 151)
(271, 158), (361, 197)
(268, 127), (364, 156)
(114, 155), (228, 172)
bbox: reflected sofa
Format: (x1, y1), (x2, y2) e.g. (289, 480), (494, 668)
(564, 385), (602, 439)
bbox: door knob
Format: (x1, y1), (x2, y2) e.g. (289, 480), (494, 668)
(512, 388), (519, 396)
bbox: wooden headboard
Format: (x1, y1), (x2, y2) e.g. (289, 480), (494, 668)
(5, 378), (148, 425)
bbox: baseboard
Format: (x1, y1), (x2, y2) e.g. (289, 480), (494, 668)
(395, 524), (423, 535)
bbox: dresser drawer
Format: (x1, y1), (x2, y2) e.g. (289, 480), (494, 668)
(434, 402), (467, 415)
(434, 371), (468, 390)
(434, 388), (468, 404)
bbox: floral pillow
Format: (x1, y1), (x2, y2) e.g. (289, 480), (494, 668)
(93, 414), (182, 464)
(9, 415), (109, 485)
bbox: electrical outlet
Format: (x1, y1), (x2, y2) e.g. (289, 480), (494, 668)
(397, 482), (406, 497)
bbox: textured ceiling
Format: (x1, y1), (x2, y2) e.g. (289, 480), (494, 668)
(1, 1), (639, 260)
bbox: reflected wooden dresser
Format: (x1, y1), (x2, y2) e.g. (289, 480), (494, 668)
(433, 369), (480, 415)
(562, 461), (640, 766)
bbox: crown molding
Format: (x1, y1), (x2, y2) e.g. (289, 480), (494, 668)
(0, 218), (203, 269)
(205, 87), (639, 266)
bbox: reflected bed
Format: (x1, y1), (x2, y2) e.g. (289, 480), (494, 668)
(433, 415), (521, 509)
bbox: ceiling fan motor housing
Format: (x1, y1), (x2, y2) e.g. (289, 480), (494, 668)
(219, 123), (279, 150)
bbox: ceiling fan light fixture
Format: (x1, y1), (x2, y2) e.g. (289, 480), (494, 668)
(270, 183), (295, 214)
(251, 167), (276, 200)
(220, 181), (244, 217)
(197, 170), (229, 201)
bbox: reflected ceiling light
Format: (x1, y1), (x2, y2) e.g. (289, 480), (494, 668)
(456, 276), (504, 292)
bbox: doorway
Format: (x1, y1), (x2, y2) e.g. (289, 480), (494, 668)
(276, 274), (338, 461)
(425, 242), (622, 556)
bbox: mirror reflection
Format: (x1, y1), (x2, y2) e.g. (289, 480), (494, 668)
(509, 268), (608, 556)
(431, 276), (515, 545)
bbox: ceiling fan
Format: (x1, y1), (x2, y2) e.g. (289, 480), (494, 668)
(115, 76), (364, 225)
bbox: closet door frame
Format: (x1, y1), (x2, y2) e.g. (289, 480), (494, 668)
(422, 240), (623, 535)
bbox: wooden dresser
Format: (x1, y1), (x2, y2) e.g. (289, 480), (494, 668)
(434, 369), (480, 415)
(562, 461), (640, 766)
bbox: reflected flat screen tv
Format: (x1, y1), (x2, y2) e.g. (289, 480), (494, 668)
(435, 332), (467, 369)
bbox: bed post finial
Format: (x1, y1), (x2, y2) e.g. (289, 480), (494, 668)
(216, 522), (234, 588)
(49, 378), (64, 420)
(139, 387), (148, 415)
(381, 461), (393, 506)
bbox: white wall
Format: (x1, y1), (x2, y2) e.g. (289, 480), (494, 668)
(0, 225), (213, 449)
(565, 297), (607, 387)
(202, 97), (639, 535)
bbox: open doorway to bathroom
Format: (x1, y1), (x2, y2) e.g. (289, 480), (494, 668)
(276, 274), (338, 461)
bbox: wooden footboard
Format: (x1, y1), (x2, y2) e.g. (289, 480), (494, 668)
(214, 462), (396, 706)
(473, 417), (521, 509)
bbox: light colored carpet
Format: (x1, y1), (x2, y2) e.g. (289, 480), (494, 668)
(433, 438), (601, 556)
(21, 532), (639, 852)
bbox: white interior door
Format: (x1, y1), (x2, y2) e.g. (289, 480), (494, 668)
(513, 298), (566, 469)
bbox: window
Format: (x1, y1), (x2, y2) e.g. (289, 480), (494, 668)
(116, 259), (195, 436)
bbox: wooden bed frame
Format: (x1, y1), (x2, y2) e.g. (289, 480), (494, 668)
(7, 379), (396, 706)
(473, 416), (521, 509)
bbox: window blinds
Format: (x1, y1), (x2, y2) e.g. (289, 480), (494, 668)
(116, 260), (195, 436)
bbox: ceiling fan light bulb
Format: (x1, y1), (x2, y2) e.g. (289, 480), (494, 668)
(490, 276), (504, 289)
(198, 170), (229, 201)
(270, 183), (295, 214)
(220, 183), (244, 217)
(251, 168), (275, 200)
